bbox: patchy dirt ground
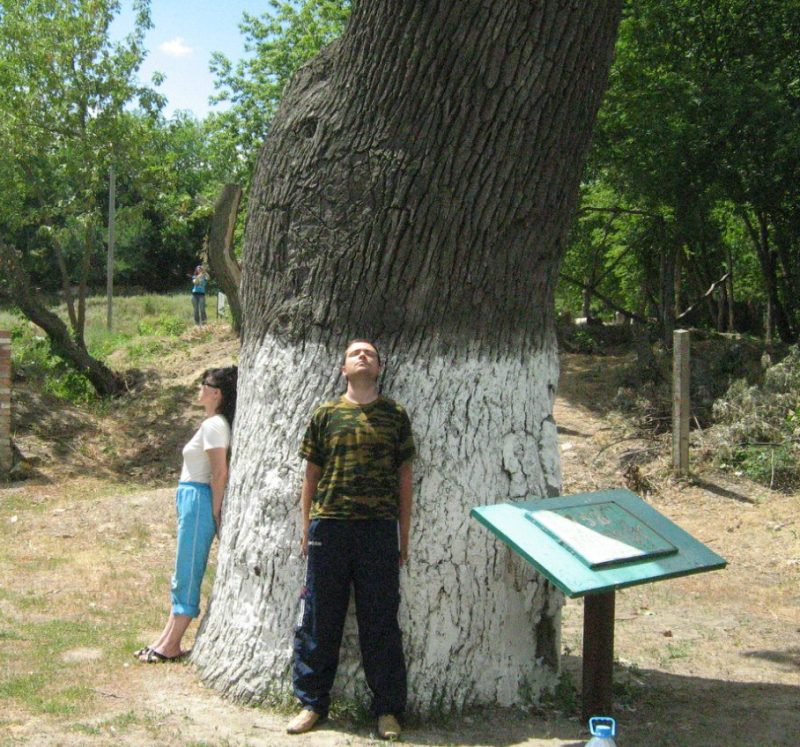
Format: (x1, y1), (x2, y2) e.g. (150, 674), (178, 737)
(1, 327), (798, 746)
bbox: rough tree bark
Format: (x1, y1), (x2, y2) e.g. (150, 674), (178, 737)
(207, 184), (244, 335)
(193, 0), (621, 713)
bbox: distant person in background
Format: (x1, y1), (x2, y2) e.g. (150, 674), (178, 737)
(191, 264), (209, 326)
(134, 365), (237, 662)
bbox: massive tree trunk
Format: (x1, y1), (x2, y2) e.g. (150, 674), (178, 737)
(193, 0), (621, 713)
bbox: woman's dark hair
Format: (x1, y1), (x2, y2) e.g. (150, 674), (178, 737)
(203, 366), (238, 427)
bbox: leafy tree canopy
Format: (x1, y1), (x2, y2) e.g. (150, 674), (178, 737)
(209, 0), (351, 182)
(561, 0), (800, 340)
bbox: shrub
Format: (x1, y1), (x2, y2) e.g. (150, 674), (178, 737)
(712, 346), (800, 490)
(10, 322), (95, 405)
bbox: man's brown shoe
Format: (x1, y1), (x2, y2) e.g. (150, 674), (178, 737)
(377, 714), (401, 740)
(286, 708), (321, 734)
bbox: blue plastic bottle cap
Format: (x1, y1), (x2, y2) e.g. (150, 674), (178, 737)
(594, 724), (612, 737)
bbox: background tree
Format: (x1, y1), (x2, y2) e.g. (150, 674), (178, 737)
(114, 112), (225, 291)
(561, 0), (800, 343)
(209, 0), (351, 185)
(0, 0), (163, 394)
(193, 0), (622, 712)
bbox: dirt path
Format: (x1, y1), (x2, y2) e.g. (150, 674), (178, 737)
(1, 346), (798, 746)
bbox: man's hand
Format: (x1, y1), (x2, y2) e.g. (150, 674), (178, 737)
(299, 462), (322, 558)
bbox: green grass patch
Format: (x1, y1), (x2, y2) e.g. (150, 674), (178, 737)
(0, 612), (155, 716)
(16, 555), (68, 574)
(726, 443), (800, 491)
(10, 323), (97, 405)
(40, 685), (94, 716)
(15, 591), (52, 612)
(0, 672), (48, 701)
(79, 293), (191, 338)
(539, 670), (580, 716)
(70, 710), (144, 737)
(0, 492), (49, 516)
(0, 675), (92, 717)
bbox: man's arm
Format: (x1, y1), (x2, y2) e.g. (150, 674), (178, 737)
(300, 461), (323, 556)
(398, 460), (413, 566)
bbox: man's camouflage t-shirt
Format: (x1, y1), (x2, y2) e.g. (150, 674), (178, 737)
(299, 396), (415, 520)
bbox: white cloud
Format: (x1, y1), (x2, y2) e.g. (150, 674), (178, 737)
(159, 37), (193, 58)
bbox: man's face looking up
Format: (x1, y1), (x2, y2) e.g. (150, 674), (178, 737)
(341, 342), (381, 383)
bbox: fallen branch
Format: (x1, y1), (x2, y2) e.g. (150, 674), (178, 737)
(676, 271), (731, 322)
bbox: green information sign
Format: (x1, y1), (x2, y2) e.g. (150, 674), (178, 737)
(473, 488), (727, 720)
(526, 501), (678, 569)
(471, 488), (726, 597)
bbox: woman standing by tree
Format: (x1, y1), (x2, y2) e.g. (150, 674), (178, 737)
(135, 366), (237, 662)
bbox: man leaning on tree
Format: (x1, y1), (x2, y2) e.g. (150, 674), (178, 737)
(287, 339), (415, 740)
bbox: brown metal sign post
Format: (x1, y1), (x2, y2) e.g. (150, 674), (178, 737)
(582, 591), (615, 720)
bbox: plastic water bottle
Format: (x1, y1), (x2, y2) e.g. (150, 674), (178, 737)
(586, 716), (617, 746)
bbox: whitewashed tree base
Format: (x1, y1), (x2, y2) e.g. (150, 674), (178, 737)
(193, 336), (563, 713)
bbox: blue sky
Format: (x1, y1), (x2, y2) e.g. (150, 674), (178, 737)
(112, 1), (269, 119)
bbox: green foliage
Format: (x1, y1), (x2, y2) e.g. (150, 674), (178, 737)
(726, 443), (799, 492)
(713, 346), (800, 489)
(209, 0), (351, 182)
(136, 314), (187, 338)
(10, 322), (96, 405)
(539, 671), (579, 715)
(5, 293), (198, 401)
(560, 0), (800, 341)
(0, 0), (164, 282)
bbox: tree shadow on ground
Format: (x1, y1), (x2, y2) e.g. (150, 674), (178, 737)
(322, 709), (585, 747)
(10, 371), (199, 486)
(553, 654), (800, 747)
(106, 370), (198, 485)
(690, 477), (758, 504)
(742, 647), (800, 670)
(557, 352), (636, 417)
(318, 656), (798, 745)
(11, 385), (108, 480)
(557, 425), (592, 438)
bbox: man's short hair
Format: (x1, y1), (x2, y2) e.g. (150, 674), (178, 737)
(343, 339), (381, 365)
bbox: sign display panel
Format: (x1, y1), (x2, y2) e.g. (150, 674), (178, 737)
(471, 488), (726, 597)
(526, 501), (677, 568)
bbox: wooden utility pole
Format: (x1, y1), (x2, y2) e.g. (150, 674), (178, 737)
(106, 165), (116, 331)
(672, 329), (690, 474)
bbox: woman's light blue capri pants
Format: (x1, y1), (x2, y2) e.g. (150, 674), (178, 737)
(171, 481), (216, 617)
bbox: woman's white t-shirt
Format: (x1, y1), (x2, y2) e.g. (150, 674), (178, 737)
(179, 414), (231, 483)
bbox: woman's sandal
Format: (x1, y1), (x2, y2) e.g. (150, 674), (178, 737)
(140, 648), (187, 663)
(133, 646), (152, 659)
